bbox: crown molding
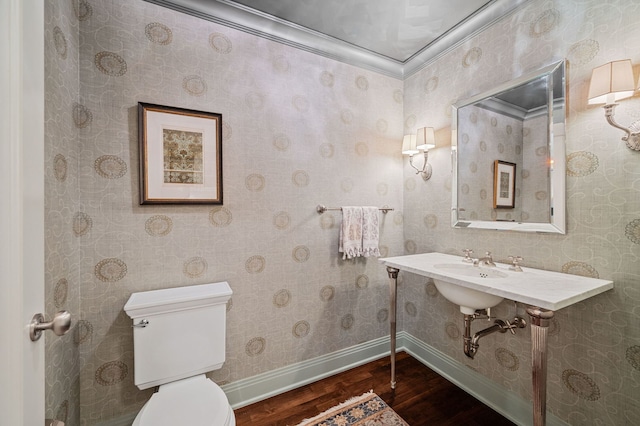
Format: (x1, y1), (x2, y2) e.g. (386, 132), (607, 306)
(144, 0), (528, 79)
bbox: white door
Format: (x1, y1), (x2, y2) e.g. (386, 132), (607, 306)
(0, 0), (46, 424)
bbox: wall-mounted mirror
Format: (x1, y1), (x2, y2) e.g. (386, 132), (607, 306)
(451, 60), (566, 234)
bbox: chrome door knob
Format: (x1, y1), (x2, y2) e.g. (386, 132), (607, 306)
(29, 310), (71, 341)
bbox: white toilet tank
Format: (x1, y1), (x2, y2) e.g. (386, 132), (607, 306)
(124, 282), (232, 390)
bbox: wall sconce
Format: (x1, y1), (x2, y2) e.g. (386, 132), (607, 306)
(402, 127), (436, 180)
(588, 59), (640, 151)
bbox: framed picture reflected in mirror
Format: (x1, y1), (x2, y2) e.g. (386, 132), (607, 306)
(493, 160), (515, 209)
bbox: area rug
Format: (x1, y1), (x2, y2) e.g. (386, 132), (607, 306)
(294, 391), (409, 426)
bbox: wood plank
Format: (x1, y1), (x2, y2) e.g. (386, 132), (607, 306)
(234, 351), (516, 425)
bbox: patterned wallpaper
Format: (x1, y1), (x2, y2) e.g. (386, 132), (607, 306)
(45, 0), (82, 425)
(43, 0), (640, 425)
(457, 106), (525, 221)
(402, 0), (640, 424)
(521, 114), (550, 223)
(457, 106), (549, 223)
(45, 0), (404, 424)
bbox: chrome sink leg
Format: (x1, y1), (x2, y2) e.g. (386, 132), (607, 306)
(386, 266), (399, 389)
(527, 306), (554, 426)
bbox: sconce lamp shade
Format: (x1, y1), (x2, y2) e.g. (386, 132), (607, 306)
(416, 127), (436, 150)
(402, 134), (419, 155)
(588, 59), (636, 105)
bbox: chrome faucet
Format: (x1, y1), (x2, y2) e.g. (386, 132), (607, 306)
(462, 249), (474, 263)
(473, 251), (495, 267)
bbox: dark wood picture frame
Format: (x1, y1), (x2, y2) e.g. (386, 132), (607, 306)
(493, 160), (516, 209)
(138, 102), (222, 205)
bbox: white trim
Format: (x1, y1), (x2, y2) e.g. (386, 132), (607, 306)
(223, 335), (391, 408)
(403, 0), (528, 77)
(400, 333), (568, 426)
(103, 333), (568, 426)
(144, 0), (528, 79)
(97, 413), (138, 426)
(0, 1), (24, 423)
(144, 0), (403, 78)
(0, 0), (45, 425)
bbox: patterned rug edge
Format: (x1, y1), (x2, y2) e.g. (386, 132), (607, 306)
(293, 391), (409, 426)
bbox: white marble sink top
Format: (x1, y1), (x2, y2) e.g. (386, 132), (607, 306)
(433, 263), (508, 279)
(380, 252), (613, 311)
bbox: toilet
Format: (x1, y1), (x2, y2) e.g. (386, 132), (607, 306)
(124, 281), (235, 426)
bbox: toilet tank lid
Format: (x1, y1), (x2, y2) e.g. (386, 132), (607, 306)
(124, 282), (232, 318)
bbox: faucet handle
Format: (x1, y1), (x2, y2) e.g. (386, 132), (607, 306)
(508, 255), (524, 272)
(505, 317), (527, 334)
(462, 249), (474, 262)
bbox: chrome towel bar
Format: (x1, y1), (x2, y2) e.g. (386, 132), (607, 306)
(316, 204), (394, 214)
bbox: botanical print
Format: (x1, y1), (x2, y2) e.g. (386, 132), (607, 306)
(499, 171), (509, 198)
(163, 128), (203, 184)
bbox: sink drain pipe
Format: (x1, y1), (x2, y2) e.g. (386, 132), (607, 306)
(463, 313), (526, 359)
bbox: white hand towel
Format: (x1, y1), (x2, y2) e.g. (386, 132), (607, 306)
(339, 207), (363, 260)
(362, 206), (380, 258)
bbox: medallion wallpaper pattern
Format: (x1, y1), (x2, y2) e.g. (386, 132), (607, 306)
(45, 0), (82, 424)
(45, 0), (404, 424)
(43, 0), (639, 425)
(457, 107), (549, 223)
(402, 0), (640, 424)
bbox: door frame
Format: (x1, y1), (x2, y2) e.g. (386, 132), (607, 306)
(0, 0), (45, 424)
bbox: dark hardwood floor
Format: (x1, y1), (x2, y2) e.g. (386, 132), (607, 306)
(234, 351), (516, 425)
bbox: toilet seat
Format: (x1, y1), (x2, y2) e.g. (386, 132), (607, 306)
(133, 375), (235, 426)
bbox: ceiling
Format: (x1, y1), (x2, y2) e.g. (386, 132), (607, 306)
(227, 0), (494, 62)
(144, 0), (527, 78)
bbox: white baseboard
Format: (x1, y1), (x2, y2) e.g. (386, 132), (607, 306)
(222, 332), (567, 426)
(399, 332), (567, 426)
(222, 335), (392, 408)
(101, 332), (567, 426)
(96, 412), (137, 426)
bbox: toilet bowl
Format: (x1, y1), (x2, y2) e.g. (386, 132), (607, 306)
(132, 375), (235, 426)
(124, 282), (234, 426)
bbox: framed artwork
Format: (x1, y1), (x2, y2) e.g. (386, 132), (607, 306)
(493, 160), (516, 208)
(138, 102), (222, 204)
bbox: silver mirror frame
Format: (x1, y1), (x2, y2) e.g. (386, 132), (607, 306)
(451, 60), (566, 234)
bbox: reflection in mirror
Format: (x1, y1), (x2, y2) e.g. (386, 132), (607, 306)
(451, 60), (566, 233)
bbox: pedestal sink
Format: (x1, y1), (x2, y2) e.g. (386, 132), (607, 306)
(432, 263), (505, 314)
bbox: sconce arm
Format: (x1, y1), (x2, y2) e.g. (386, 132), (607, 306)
(408, 151), (433, 181)
(603, 104), (640, 151)
(408, 151), (426, 173)
(603, 104), (631, 139)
